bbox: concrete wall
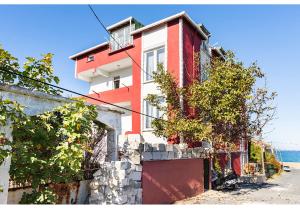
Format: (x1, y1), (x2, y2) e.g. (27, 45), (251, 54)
(0, 84), (123, 204)
(7, 180), (91, 204)
(88, 135), (213, 204)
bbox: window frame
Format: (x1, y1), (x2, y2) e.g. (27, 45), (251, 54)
(87, 55), (94, 62)
(113, 76), (120, 89)
(143, 46), (165, 83)
(143, 97), (165, 130)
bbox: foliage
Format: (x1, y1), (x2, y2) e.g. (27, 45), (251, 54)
(146, 64), (212, 144)
(9, 100), (100, 203)
(249, 141), (262, 163)
(265, 151), (281, 173)
(17, 53), (62, 95)
(0, 46), (19, 84)
(248, 87), (277, 138)
(0, 98), (26, 165)
(0, 45), (61, 95)
(147, 50), (276, 150)
(19, 188), (57, 204)
(213, 157), (222, 176)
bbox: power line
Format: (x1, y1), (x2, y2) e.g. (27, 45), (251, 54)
(0, 69), (164, 121)
(87, 5), (152, 78)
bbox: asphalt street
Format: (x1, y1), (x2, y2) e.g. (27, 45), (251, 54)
(176, 168), (300, 204)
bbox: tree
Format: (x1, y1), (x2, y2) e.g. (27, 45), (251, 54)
(0, 45), (19, 84)
(9, 100), (100, 204)
(0, 45), (101, 203)
(147, 50), (276, 150)
(0, 45), (61, 95)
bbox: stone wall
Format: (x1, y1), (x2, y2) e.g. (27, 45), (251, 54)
(88, 134), (213, 204)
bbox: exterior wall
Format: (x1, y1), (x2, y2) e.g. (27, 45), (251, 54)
(88, 67), (132, 94)
(167, 19), (180, 84)
(75, 44), (131, 75)
(130, 34), (142, 134)
(7, 180), (91, 204)
(0, 84), (123, 204)
(142, 159), (204, 204)
(140, 25), (168, 142)
(182, 19), (202, 86)
(89, 135), (213, 204)
(121, 111), (132, 134)
(231, 152), (242, 176)
(86, 86), (133, 105)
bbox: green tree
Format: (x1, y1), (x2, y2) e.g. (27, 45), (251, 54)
(9, 100), (99, 203)
(147, 51), (276, 150)
(0, 45), (61, 95)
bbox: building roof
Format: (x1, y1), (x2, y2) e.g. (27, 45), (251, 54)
(69, 11), (210, 60)
(106, 16), (133, 31)
(211, 46), (226, 59)
(69, 42), (108, 60)
(131, 11), (209, 40)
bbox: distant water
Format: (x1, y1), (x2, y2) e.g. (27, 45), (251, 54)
(276, 150), (300, 162)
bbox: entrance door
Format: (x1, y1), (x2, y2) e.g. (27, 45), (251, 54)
(203, 159), (210, 190)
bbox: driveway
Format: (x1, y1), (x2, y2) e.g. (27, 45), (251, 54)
(176, 168), (300, 204)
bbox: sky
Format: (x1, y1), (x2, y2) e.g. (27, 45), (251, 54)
(0, 5), (300, 150)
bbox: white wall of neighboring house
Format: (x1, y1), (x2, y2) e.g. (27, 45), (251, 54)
(140, 24), (168, 143)
(121, 111), (132, 134)
(89, 67), (132, 94)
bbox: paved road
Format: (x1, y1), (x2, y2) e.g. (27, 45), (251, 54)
(176, 168), (300, 204)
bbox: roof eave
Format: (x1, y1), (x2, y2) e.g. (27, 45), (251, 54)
(130, 11), (208, 40)
(69, 41), (109, 60)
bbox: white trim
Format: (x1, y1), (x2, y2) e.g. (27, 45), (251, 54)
(131, 11), (208, 40)
(106, 16), (133, 31)
(74, 58), (78, 79)
(69, 42), (108, 59)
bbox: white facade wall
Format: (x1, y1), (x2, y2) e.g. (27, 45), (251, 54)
(140, 25), (168, 143)
(88, 67), (132, 94)
(121, 111), (132, 134)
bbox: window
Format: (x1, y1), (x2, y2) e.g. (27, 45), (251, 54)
(144, 98), (164, 129)
(113, 76), (120, 89)
(144, 47), (165, 82)
(110, 25), (133, 52)
(87, 55), (94, 62)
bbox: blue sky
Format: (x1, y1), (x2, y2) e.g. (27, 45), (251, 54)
(0, 5), (300, 150)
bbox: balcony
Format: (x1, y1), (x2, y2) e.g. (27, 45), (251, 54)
(77, 57), (132, 82)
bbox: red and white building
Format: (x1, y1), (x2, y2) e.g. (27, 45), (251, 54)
(69, 11), (247, 175)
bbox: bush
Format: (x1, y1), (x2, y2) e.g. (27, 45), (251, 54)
(19, 188), (57, 204)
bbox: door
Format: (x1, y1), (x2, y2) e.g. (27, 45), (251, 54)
(203, 159), (210, 190)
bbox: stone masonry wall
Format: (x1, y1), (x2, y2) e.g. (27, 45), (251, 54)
(88, 134), (213, 204)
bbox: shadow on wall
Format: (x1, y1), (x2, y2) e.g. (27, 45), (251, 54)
(142, 159), (204, 204)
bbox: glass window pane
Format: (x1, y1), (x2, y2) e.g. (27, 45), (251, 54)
(145, 51), (154, 81)
(157, 48), (165, 66)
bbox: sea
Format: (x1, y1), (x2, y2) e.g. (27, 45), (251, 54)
(276, 150), (300, 162)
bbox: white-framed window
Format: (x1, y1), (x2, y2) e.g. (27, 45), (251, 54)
(110, 25), (134, 52)
(200, 40), (210, 82)
(87, 55), (94, 62)
(144, 46), (165, 82)
(143, 98), (164, 130)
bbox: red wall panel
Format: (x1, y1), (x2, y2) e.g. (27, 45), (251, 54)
(231, 152), (242, 176)
(167, 19), (180, 84)
(142, 159), (204, 204)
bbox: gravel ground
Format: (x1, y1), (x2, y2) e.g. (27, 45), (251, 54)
(176, 167), (300, 204)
